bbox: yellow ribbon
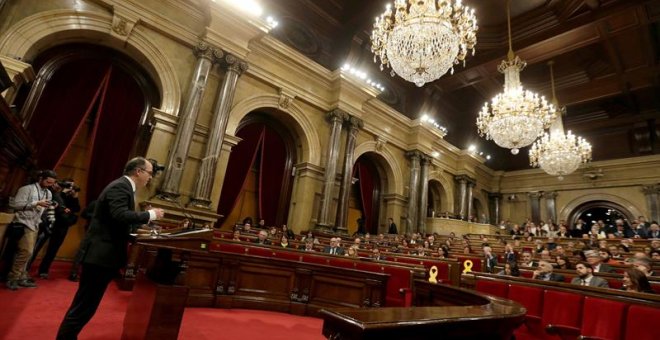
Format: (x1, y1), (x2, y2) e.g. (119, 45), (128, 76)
(463, 259), (474, 274)
(428, 266), (438, 284)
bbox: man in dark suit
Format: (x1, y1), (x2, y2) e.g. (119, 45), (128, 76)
(323, 237), (345, 255)
(56, 157), (164, 339)
(532, 260), (565, 282)
(584, 249), (616, 273)
(387, 218), (398, 234)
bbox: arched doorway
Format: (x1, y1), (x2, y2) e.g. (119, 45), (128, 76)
(347, 153), (385, 235)
(16, 43), (159, 258)
(472, 198), (486, 223)
(568, 200), (634, 227)
(216, 112), (296, 228)
(427, 179), (447, 217)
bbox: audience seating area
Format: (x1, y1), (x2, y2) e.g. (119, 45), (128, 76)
(470, 273), (660, 340)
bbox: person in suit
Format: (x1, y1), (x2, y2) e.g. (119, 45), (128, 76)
(56, 157), (164, 339)
(387, 218), (398, 234)
(571, 262), (609, 288)
(254, 230), (271, 245)
(483, 246), (498, 273)
(584, 249), (616, 273)
(323, 237), (345, 255)
(532, 260), (565, 282)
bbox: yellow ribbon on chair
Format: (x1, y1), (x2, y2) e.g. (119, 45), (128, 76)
(428, 266), (438, 284)
(463, 259), (474, 274)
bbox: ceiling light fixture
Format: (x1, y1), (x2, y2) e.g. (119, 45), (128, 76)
(476, 0), (556, 155)
(529, 61), (592, 180)
(371, 0), (478, 87)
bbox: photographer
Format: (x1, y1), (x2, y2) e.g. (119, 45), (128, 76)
(29, 179), (81, 279)
(5, 170), (56, 290)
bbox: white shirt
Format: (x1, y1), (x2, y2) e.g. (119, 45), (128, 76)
(124, 175), (157, 221)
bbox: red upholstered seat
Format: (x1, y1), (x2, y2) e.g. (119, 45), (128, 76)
(542, 290), (584, 340)
(578, 296), (627, 340)
(475, 279), (509, 298)
(508, 284), (544, 340)
(455, 256), (482, 272)
(624, 304), (660, 340)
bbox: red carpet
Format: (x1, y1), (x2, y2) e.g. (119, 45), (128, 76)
(0, 261), (324, 339)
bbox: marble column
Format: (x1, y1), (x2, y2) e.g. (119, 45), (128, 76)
(455, 175), (469, 220)
(405, 151), (421, 234)
(488, 193), (502, 225)
(315, 109), (347, 231)
(528, 192), (543, 223)
(334, 116), (363, 234)
(643, 185), (660, 223)
(466, 180), (475, 221)
(544, 191), (558, 224)
(189, 53), (248, 208)
(159, 42), (221, 200)
(417, 155), (431, 233)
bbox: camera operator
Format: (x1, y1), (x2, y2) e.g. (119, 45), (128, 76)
(29, 179), (81, 279)
(5, 170), (56, 290)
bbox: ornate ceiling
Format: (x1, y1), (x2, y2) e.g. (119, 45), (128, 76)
(264, 0), (660, 171)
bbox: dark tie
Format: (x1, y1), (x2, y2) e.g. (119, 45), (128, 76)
(582, 279), (587, 286)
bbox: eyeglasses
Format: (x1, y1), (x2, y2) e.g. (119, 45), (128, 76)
(138, 168), (154, 176)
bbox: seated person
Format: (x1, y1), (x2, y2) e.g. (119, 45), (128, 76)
(497, 261), (520, 277)
(323, 237), (344, 255)
(633, 258), (656, 277)
(371, 248), (383, 261)
(232, 230), (241, 241)
(585, 249), (616, 273)
(520, 250), (537, 268)
(345, 245), (359, 258)
(571, 262), (609, 288)
(483, 246), (497, 273)
(622, 268), (654, 293)
(532, 260), (565, 282)
(300, 239), (315, 252)
(279, 235), (290, 248)
(254, 230), (271, 245)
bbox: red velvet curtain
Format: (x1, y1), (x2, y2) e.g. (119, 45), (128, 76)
(356, 159), (380, 234)
(217, 124), (265, 225)
(27, 60), (110, 169)
(258, 126), (289, 226)
(86, 66), (146, 201)
(27, 58), (148, 203)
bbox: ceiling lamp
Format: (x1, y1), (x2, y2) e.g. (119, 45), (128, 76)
(476, 0), (556, 155)
(529, 61), (592, 180)
(371, 0), (478, 87)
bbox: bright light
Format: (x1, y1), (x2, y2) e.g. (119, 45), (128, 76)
(468, 145), (476, 152)
(486, 155), (491, 160)
(587, 213), (592, 217)
(432, 151), (440, 158)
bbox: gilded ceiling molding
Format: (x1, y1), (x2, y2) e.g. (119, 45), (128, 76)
(225, 94), (320, 165)
(0, 9), (182, 116)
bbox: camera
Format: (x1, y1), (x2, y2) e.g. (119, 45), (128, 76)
(148, 158), (166, 176)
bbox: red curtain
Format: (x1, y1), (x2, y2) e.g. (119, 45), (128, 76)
(258, 126), (289, 226)
(356, 159), (380, 234)
(27, 60), (110, 169)
(217, 124), (265, 225)
(86, 66), (146, 201)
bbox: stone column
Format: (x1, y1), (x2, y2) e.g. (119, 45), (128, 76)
(315, 109), (347, 231)
(466, 180), (475, 221)
(159, 42), (221, 200)
(189, 53), (248, 208)
(334, 115), (363, 234)
(643, 185), (660, 223)
(544, 191), (558, 224)
(417, 155), (431, 233)
(488, 193), (502, 225)
(455, 175), (469, 220)
(405, 151), (421, 233)
(528, 192), (543, 223)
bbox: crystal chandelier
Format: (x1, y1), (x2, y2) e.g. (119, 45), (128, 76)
(476, 0), (556, 155)
(371, 0), (478, 87)
(529, 61), (592, 180)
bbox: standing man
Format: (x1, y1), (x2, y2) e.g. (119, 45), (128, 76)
(387, 218), (398, 234)
(56, 157), (164, 339)
(6, 170), (57, 290)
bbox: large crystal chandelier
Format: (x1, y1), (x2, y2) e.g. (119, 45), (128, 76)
(476, 0), (556, 155)
(529, 61), (592, 180)
(371, 0), (478, 87)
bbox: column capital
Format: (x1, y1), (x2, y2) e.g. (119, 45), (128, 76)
(405, 150), (423, 161)
(420, 154), (433, 164)
(488, 192), (502, 200)
(455, 174), (469, 184)
(218, 53), (249, 75)
(642, 184), (660, 195)
(193, 41), (221, 61)
(544, 191), (558, 199)
(528, 191), (543, 199)
(345, 115), (364, 130)
(327, 108), (348, 123)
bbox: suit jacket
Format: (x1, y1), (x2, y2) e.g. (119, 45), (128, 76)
(595, 263), (617, 274)
(80, 177), (150, 269)
(484, 256), (498, 273)
(537, 273), (565, 282)
(323, 246), (345, 255)
(571, 276), (609, 288)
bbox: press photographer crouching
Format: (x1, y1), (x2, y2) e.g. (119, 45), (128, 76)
(28, 179), (81, 279)
(4, 170), (57, 290)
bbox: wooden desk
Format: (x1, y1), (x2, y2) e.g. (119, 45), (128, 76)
(320, 280), (525, 340)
